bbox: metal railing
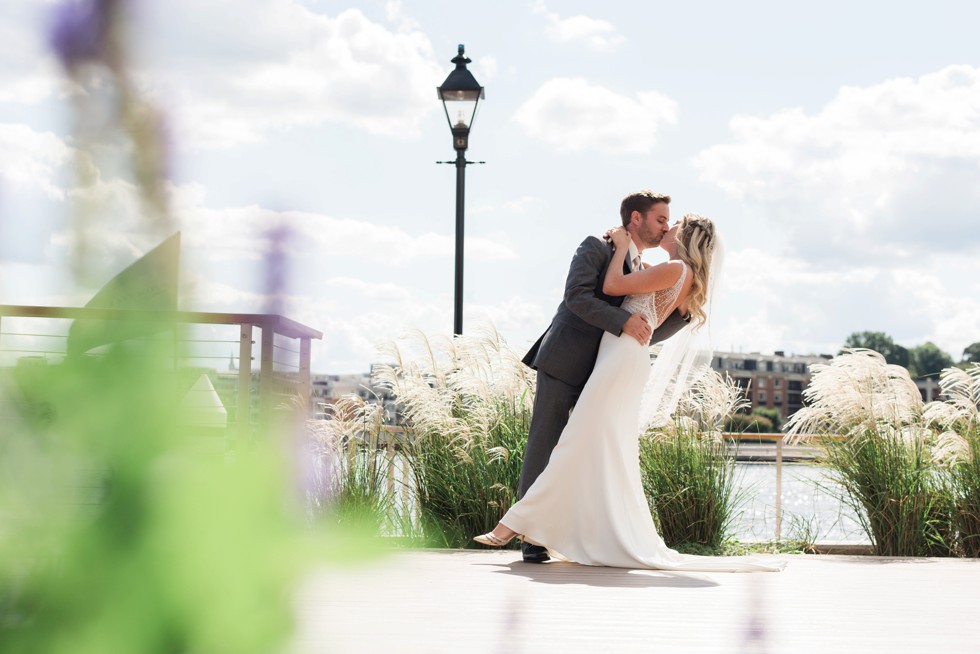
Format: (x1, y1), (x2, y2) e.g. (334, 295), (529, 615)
(0, 304), (323, 442)
(726, 433), (820, 541)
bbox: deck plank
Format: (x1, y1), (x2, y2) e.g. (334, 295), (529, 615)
(293, 550), (980, 653)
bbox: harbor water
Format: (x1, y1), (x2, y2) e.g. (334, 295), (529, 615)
(731, 462), (868, 544)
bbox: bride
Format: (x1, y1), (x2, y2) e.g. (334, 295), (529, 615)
(474, 214), (784, 572)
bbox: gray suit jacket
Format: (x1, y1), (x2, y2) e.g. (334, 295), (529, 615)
(522, 236), (689, 387)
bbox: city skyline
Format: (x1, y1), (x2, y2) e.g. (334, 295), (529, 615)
(1, 1), (979, 373)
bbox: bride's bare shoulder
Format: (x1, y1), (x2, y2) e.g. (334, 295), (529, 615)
(646, 260), (684, 283)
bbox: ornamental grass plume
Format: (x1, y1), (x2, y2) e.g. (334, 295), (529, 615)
(370, 325), (533, 547)
(306, 394), (394, 532)
(785, 348), (925, 443)
(674, 367), (750, 435)
(640, 369), (749, 548)
(923, 364), (980, 556)
(924, 364), (980, 460)
(372, 326), (533, 448)
(784, 349), (952, 556)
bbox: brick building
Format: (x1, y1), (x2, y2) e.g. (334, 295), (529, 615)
(711, 350), (945, 420)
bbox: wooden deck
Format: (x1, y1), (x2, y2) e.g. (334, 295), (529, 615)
(293, 549), (980, 653)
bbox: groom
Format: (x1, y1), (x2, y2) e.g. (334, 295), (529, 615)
(518, 191), (688, 563)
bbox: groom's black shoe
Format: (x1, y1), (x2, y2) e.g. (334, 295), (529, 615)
(522, 542), (550, 563)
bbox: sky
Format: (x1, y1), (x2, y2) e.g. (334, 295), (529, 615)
(1, 0), (979, 374)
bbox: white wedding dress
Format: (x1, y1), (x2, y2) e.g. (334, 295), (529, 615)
(501, 262), (784, 572)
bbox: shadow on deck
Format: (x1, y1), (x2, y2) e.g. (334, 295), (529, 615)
(293, 549), (980, 654)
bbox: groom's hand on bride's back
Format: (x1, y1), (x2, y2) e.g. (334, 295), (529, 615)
(623, 313), (652, 345)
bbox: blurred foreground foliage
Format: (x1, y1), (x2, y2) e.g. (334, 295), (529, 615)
(0, 333), (380, 654)
(1, 4), (382, 651)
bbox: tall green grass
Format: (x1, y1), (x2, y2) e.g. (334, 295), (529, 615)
(402, 400), (528, 547)
(322, 332), (760, 551)
(821, 432), (953, 556)
(925, 364), (980, 556)
(640, 425), (744, 547)
(948, 432), (980, 557)
(372, 327), (533, 548)
(787, 348), (954, 556)
(308, 395), (395, 532)
(317, 345), (980, 558)
(639, 370), (749, 547)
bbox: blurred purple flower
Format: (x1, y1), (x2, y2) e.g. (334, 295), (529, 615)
(48, 0), (116, 68)
(264, 222), (292, 316)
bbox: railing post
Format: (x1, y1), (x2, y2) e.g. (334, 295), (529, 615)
(238, 324), (253, 443)
(386, 431), (396, 499)
(775, 436), (783, 542)
(299, 336), (312, 414)
(259, 326), (275, 428)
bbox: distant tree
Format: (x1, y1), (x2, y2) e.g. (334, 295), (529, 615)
(910, 342), (954, 379)
(963, 342), (980, 364)
(841, 331), (910, 368)
(751, 406), (783, 432)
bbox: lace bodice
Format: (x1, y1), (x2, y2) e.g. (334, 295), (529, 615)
(622, 261), (687, 328)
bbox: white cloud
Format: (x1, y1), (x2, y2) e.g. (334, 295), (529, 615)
(724, 247), (879, 296)
(176, 201), (518, 265)
(324, 277), (415, 302)
(513, 78), (677, 154)
(0, 67), (62, 106)
(35, 174), (178, 283)
(475, 56), (498, 81)
(892, 267), (980, 358)
(15, 160), (525, 372)
(303, 293), (547, 374)
(0, 123), (71, 199)
(183, 274), (265, 310)
(694, 65), (980, 262)
(0, 261), (74, 308)
(531, 2), (624, 52)
(384, 0), (421, 32)
(52, 178), (518, 269)
(713, 309), (790, 356)
(189, 270), (543, 375)
(503, 196), (541, 214)
(25, 164), (520, 338)
(134, 2), (444, 149)
(467, 296), (548, 345)
(0, 2), (63, 105)
(708, 245), (980, 365)
(714, 247), (883, 353)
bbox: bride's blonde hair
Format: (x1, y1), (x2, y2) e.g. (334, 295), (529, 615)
(675, 213), (717, 330)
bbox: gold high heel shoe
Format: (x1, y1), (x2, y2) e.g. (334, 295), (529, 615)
(473, 531), (520, 547)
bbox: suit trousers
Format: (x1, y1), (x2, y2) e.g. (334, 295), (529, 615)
(517, 369), (583, 499)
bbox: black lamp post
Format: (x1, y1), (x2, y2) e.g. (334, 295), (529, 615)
(437, 44), (484, 336)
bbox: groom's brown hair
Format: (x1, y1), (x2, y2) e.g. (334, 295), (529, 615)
(620, 191), (671, 227)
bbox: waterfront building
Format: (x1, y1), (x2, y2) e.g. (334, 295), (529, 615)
(711, 351), (830, 419)
(310, 365), (399, 423)
(711, 350), (945, 420)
